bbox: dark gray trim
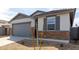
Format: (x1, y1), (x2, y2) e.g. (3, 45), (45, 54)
(43, 18), (47, 31)
(46, 15), (56, 17)
(31, 10), (45, 16)
(56, 16), (60, 30)
(35, 8), (76, 17)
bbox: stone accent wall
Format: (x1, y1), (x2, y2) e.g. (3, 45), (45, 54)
(38, 31), (70, 40)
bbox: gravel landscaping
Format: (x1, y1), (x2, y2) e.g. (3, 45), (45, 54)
(0, 39), (79, 50)
(0, 36), (79, 50)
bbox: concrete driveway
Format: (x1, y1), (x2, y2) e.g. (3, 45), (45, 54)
(0, 36), (31, 47)
(0, 36), (14, 46)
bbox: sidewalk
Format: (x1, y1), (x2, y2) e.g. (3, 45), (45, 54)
(0, 36), (69, 47)
(41, 38), (69, 44)
(0, 36), (31, 47)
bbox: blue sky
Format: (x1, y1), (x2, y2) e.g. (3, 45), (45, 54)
(0, 8), (78, 26)
(0, 8), (60, 21)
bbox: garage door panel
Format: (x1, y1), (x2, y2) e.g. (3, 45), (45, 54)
(12, 23), (32, 37)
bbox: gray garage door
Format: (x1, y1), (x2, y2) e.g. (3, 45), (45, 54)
(12, 22), (32, 37)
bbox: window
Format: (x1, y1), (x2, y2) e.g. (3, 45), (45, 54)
(47, 16), (56, 30)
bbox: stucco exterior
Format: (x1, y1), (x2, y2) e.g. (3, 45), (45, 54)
(10, 18), (35, 27)
(60, 13), (70, 31)
(38, 16), (45, 31)
(37, 13), (70, 31)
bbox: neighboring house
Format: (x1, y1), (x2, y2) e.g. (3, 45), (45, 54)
(0, 20), (10, 36)
(9, 9), (76, 39)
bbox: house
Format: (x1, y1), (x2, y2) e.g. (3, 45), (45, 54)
(0, 20), (10, 36)
(9, 8), (76, 39)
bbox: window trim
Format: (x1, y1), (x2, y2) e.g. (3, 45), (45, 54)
(46, 16), (56, 31)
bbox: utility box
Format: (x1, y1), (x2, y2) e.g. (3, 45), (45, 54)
(70, 27), (79, 43)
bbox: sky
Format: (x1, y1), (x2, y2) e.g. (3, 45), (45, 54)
(0, 8), (78, 26)
(0, 8), (59, 21)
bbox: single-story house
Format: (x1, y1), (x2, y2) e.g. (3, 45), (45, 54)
(9, 8), (76, 39)
(0, 20), (10, 36)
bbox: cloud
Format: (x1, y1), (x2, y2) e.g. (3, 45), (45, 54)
(0, 8), (10, 21)
(0, 8), (9, 13)
(73, 17), (79, 27)
(47, 8), (66, 11)
(73, 9), (79, 27)
(47, 8), (60, 11)
(0, 8), (17, 21)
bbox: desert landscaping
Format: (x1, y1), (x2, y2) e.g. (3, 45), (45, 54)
(0, 36), (79, 50)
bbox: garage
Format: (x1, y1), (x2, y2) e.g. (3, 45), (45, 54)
(12, 22), (32, 37)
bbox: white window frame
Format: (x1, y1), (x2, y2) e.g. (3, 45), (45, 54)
(47, 16), (56, 31)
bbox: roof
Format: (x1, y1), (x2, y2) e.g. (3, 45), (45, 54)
(9, 13), (30, 23)
(9, 8), (76, 26)
(34, 8), (76, 16)
(0, 20), (10, 27)
(0, 20), (8, 23)
(31, 10), (45, 16)
(34, 8), (76, 26)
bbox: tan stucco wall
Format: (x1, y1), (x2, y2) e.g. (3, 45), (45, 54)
(10, 18), (35, 28)
(38, 16), (45, 31)
(59, 13), (70, 31)
(38, 13), (70, 31)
